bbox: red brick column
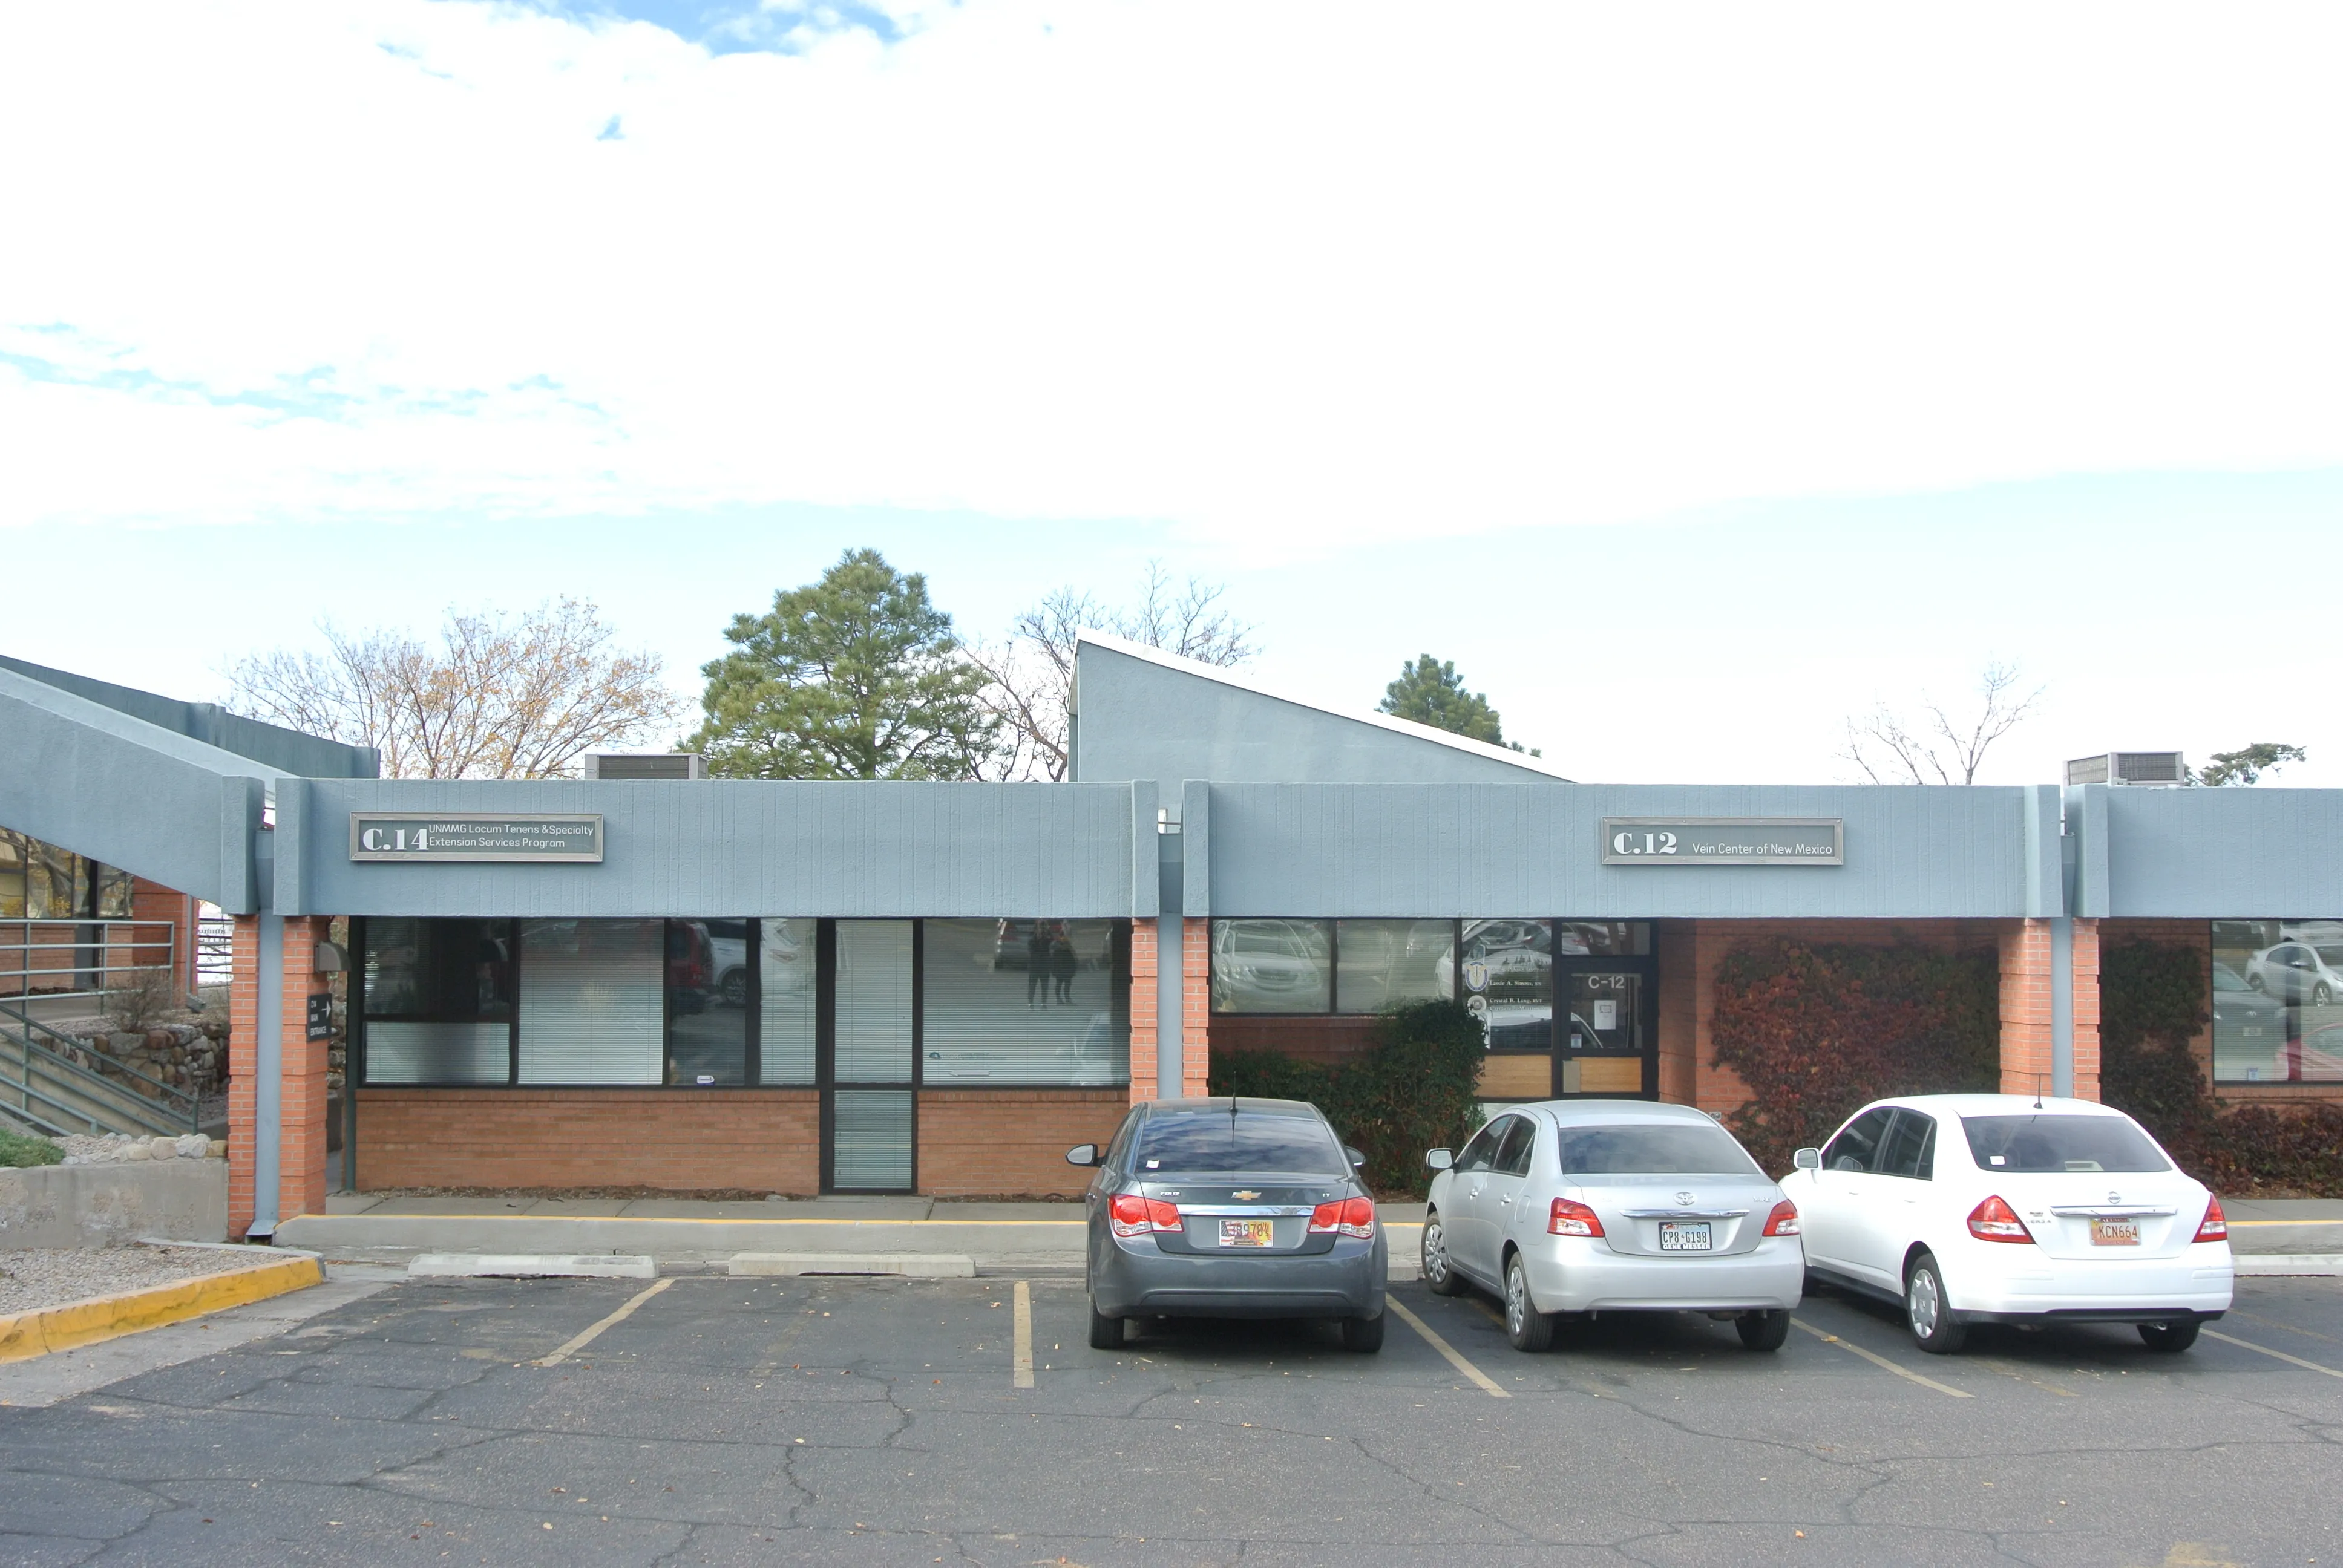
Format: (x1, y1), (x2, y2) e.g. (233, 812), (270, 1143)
(228, 914), (334, 1238)
(1998, 918), (2100, 1103)
(1181, 916), (1210, 1099)
(1129, 920), (1158, 1104)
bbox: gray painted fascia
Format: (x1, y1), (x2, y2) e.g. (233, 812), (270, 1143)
(303, 778), (1138, 918)
(1075, 640), (1568, 801)
(1128, 781), (1159, 918)
(1203, 781), (2033, 919)
(0, 655), (378, 778)
(2099, 783), (2343, 918)
(0, 664), (282, 910)
(2065, 784), (2110, 918)
(1181, 780), (1211, 916)
(2022, 784), (2065, 918)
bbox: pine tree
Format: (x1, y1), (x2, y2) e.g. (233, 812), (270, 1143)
(688, 549), (996, 779)
(1379, 655), (1509, 746)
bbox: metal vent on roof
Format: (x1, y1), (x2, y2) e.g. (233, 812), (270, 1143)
(585, 753), (707, 780)
(2065, 751), (2186, 787)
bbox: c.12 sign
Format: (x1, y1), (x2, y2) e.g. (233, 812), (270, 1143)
(1600, 818), (1842, 867)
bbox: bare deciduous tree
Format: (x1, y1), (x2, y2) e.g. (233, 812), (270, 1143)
(224, 598), (684, 779)
(964, 561), (1256, 781)
(1841, 661), (2045, 785)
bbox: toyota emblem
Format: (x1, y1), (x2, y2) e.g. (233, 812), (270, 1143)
(1674, 1191), (1694, 1204)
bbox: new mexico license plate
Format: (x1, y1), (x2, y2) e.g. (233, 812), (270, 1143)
(1657, 1222), (1713, 1252)
(2089, 1218), (2141, 1246)
(1219, 1219), (1274, 1248)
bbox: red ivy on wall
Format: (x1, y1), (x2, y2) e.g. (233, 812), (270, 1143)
(1710, 938), (2000, 1175)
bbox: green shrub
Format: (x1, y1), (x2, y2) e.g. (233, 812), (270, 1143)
(0, 1130), (64, 1168)
(2100, 939), (2343, 1197)
(1709, 938), (2001, 1175)
(1209, 999), (1486, 1197)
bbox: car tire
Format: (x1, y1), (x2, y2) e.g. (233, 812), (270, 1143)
(2248, 972), (2264, 990)
(1340, 1313), (1385, 1353)
(1502, 1252), (1555, 1353)
(1904, 1253), (1968, 1354)
(1086, 1301), (1124, 1350)
(2318, 984), (2333, 1007)
(721, 970), (747, 1008)
(1735, 1308), (1791, 1351)
(1422, 1211), (1465, 1296)
(2138, 1319), (2201, 1353)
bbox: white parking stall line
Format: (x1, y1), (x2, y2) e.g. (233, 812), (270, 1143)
(1790, 1316), (1972, 1397)
(2203, 1328), (2343, 1379)
(1012, 1280), (1035, 1390)
(1386, 1298), (1510, 1398)
(533, 1278), (673, 1368)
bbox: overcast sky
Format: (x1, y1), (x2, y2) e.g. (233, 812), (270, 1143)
(5, 1), (2341, 785)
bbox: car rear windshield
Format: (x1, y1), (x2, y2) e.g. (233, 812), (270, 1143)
(1556, 1123), (1762, 1177)
(1133, 1111), (1346, 1176)
(1960, 1114), (2170, 1174)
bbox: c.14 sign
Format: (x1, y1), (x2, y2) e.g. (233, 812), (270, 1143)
(349, 814), (605, 863)
(1600, 818), (1842, 867)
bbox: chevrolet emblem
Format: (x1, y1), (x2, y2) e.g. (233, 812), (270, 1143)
(1232, 1189), (1262, 1201)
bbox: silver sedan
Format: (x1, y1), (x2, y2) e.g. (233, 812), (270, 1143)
(1421, 1100), (1804, 1351)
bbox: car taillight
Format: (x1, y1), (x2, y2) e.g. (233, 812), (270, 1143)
(2194, 1195), (2229, 1243)
(1108, 1193), (1182, 1237)
(1761, 1199), (1801, 1237)
(1967, 1194), (2033, 1243)
(1548, 1198), (1604, 1238)
(1308, 1196), (1376, 1238)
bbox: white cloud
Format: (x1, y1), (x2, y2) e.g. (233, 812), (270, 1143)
(4, 1), (2341, 552)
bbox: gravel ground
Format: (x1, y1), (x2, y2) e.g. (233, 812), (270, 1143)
(0, 1244), (270, 1316)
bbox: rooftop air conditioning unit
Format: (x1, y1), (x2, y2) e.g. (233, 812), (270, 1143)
(2065, 751), (2187, 787)
(585, 753), (707, 780)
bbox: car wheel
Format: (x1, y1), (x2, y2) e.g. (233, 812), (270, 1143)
(1904, 1253), (1968, 1354)
(1502, 1252), (1554, 1353)
(1735, 1308), (1791, 1352)
(2248, 972), (2264, 990)
(2138, 1319), (2201, 1353)
(1340, 1313), (1385, 1353)
(1087, 1299), (1124, 1350)
(721, 969), (748, 1008)
(1422, 1211), (1465, 1296)
(2318, 984), (2332, 1007)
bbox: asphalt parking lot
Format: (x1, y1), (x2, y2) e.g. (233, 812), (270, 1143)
(1, 1268), (2339, 1567)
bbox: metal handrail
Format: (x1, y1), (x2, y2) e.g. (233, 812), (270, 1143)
(0, 999), (201, 1134)
(1, 917), (181, 1004)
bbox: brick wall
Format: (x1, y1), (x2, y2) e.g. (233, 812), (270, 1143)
(919, 1089), (1129, 1196)
(1996, 918), (2100, 1102)
(228, 914), (335, 1238)
(126, 875), (198, 995)
(1181, 916), (1210, 1097)
(359, 1089), (822, 1192)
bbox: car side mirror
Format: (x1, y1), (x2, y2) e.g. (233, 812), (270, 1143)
(1064, 1143), (1101, 1168)
(1424, 1148), (1454, 1171)
(1793, 1147), (1822, 1171)
(1345, 1146), (1366, 1170)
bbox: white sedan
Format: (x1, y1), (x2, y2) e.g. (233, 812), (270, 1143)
(1780, 1094), (2233, 1354)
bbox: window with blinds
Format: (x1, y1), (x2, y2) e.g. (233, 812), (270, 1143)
(922, 918), (1129, 1085)
(759, 918), (818, 1085)
(517, 919), (664, 1085)
(834, 920), (913, 1083)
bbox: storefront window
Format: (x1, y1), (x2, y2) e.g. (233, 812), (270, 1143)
(923, 918), (1130, 1085)
(361, 918), (513, 1085)
(666, 920), (744, 1086)
(1556, 921), (1651, 957)
(0, 828), (132, 922)
(759, 918), (817, 1085)
(2212, 921), (2343, 1083)
(1463, 918), (1552, 1050)
(1210, 918), (1332, 1013)
(0, 832), (24, 920)
(1334, 920), (1455, 1013)
(836, 920), (914, 1083)
(518, 919), (664, 1085)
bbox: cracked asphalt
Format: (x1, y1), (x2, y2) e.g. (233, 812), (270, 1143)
(1, 1269), (2339, 1567)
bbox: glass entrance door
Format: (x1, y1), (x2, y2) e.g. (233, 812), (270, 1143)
(1555, 922), (1658, 1099)
(823, 920), (917, 1192)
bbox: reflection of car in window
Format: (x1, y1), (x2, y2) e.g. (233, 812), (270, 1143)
(2246, 941), (2343, 1005)
(1213, 920), (1329, 999)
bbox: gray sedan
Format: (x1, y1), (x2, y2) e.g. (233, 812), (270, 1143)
(1422, 1100), (1804, 1351)
(1069, 1097), (1389, 1352)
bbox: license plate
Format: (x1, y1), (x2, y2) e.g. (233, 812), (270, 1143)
(1219, 1219), (1274, 1248)
(2089, 1218), (2141, 1246)
(1657, 1222), (1712, 1252)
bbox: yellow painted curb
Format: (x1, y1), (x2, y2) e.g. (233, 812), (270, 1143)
(0, 1255), (324, 1364)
